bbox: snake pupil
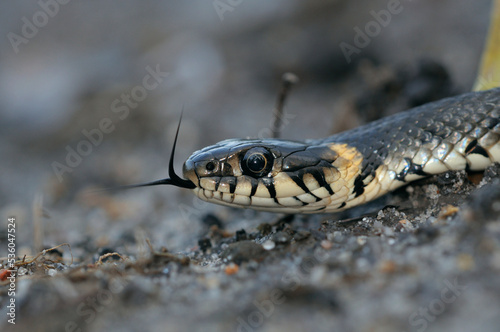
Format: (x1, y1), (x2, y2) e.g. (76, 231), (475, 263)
(206, 162), (215, 171)
(247, 154), (266, 172)
(241, 147), (274, 177)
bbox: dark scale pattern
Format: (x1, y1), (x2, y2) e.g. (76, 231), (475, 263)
(309, 167), (335, 195)
(261, 177), (276, 198)
(353, 175), (365, 197)
(313, 88), (500, 181)
(287, 169), (322, 202)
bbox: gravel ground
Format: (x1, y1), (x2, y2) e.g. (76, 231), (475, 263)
(1, 1), (499, 332)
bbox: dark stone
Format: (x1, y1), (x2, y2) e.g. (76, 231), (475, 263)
(198, 238), (212, 252)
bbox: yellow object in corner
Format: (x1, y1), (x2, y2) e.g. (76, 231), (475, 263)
(474, 0), (500, 91)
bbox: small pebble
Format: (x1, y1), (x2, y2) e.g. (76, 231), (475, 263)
(235, 229), (247, 241)
(272, 231), (292, 244)
(225, 263), (239, 275)
(357, 236), (367, 246)
(438, 205), (460, 219)
(262, 240), (276, 251)
(0, 269), (11, 281)
(332, 231), (344, 243)
(17, 267), (28, 276)
(198, 238), (212, 252)
(321, 240), (333, 250)
(398, 219), (413, 231)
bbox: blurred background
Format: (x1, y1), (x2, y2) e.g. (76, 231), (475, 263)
(0, 0), (492, 253)
(2, 1), (499, 332)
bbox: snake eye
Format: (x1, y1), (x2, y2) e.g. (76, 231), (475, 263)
(242, 147), (273, 177)
(206, 161), (215, 171)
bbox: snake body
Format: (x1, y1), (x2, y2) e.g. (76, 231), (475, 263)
(180, 88), (500, 214)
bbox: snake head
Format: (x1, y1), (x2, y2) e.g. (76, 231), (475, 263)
(182, 138), (350, 213)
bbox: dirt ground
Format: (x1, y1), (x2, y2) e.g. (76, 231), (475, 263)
(1, 1), (500, 332)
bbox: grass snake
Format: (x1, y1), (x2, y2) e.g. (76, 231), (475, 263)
(129, 87), (500, 214)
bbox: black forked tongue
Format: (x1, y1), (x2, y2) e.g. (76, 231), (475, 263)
(114, 113), (196, 191)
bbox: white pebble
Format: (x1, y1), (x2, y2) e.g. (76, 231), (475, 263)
(357, 236), (367, 246)
(262, 240), (275, 250)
